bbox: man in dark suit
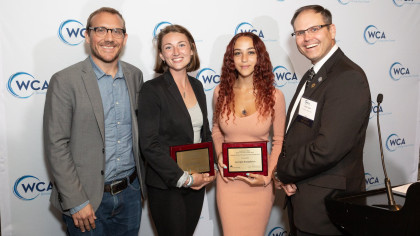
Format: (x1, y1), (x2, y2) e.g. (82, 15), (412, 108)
(43, 7), (145, 235)
(275, 5), (371, 235)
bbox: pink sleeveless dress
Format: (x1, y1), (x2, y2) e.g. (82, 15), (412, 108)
(212, 86), (286, 235)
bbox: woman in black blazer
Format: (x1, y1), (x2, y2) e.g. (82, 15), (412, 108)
(138, 24), (215, 236)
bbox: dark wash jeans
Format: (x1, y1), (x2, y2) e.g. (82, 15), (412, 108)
(63, 177), (142, 236)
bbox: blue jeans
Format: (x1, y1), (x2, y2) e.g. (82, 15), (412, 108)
(63, 177), (142, 236)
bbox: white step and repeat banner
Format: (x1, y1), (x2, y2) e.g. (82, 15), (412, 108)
(1, 0), (420, 235)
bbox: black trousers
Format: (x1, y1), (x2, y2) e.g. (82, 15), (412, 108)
(148, 186), (205, 236)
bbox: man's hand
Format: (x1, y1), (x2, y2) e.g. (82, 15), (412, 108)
(272, 170), (297, 196)
(282, 183), (298, 196)
(71, 203), (96, 232)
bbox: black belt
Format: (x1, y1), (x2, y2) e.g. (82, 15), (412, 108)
(104, 171), (137, 195)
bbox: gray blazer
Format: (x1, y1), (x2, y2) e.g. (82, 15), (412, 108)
(43, 57), (146, 214)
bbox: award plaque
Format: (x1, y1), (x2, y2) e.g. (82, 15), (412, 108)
(170, 142), (215, 176)
(222, 141), (268, 177)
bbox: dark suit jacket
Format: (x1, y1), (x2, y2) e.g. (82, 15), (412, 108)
(276, 48), (371, 234)
(44, 57), (146, 214)
(138, 70), (212, 189)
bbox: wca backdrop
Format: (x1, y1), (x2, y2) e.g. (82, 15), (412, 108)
(1, 0), (420, 235)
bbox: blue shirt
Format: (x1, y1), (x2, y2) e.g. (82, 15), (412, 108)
(91, 57), (135, 182)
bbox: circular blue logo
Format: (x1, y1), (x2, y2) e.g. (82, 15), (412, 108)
(267, 226), (288, 236)
(7, 72), (37, 98)
(389, 62), (408, 81)
(234, 22), (265, 38)
(13, 175), (41, 201)
(196, 68), (220, 91)
(338, 0), (350, 5)
(153, 21), (172, 38)
(393, 0), (404, 7)
(386, 133), (400, 152)
(273, 66), (297, 88)
(370, 100), (383, 119)
(365, 173), (381, 190)
(58, 19), (85, 46)
(235, 22), (254, 35)
(363, 25), (378, 45)
(13, 175), (52, 201)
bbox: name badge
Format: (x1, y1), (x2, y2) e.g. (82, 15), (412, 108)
(297, 97), (317, 127)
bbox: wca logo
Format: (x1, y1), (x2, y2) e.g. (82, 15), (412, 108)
(338, 0), (370, 5)
(370, 100), (383, 119)
(389, 62), (416, 81)
(196, 68), (220, 91)
(365, 173), (381, 190)
(7, 72), (48, 99)
(386, 133), (412, 152)
(268, 226), (288, 236)
(363, 25), (392, 45)
(13, 175), (52, 201)
(273, 66), (298, 88)
(58, 19), (86, 46)
(153, 21), (172, 38)
(393, 0), (420, 7)
(235, 22), (264, 38)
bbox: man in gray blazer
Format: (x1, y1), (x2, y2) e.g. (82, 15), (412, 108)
(43, 7), (145, 235)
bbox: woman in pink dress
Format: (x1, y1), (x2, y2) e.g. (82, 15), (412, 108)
(212, 32), (286, 235)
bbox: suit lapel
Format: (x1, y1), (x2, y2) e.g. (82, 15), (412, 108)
(286, 72), (308, 134)
(81, 58), (105, 143)
(164, 71), (192, 121)
(303, 69), (327, 98)
(122, 63), (135, 107)
(121, 63), (137, 118)
(287, 48), (345, 133)
(303, 48), (343, 97)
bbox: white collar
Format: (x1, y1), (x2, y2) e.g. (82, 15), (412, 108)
(312, 44), (338, 73)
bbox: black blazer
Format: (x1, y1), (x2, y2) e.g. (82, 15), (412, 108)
(276, 48), (371, 234)
(138, 70), (212, 189)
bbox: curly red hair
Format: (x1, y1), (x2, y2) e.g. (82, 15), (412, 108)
(214, 32), (275, 123)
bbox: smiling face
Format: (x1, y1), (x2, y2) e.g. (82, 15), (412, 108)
(85, 12), (127, 67)
(159, 32), (193, 73)
(233, 36), (257, 79)
(293, 10), (336, 64)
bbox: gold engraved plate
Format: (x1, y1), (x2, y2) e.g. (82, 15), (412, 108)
(170, 142), (215, 176)
(227, 147), (263, 172)
(176, 148), (210, 174)
(222, 141), (267, 177)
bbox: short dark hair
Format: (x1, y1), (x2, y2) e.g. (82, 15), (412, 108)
(154, 24), (200, 73)
(291, 5), (332, 27)
(86, 7), (125, 31)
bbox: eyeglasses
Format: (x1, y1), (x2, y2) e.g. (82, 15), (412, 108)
(291, 24), (331, 37)
(88, 27), (126, 38)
